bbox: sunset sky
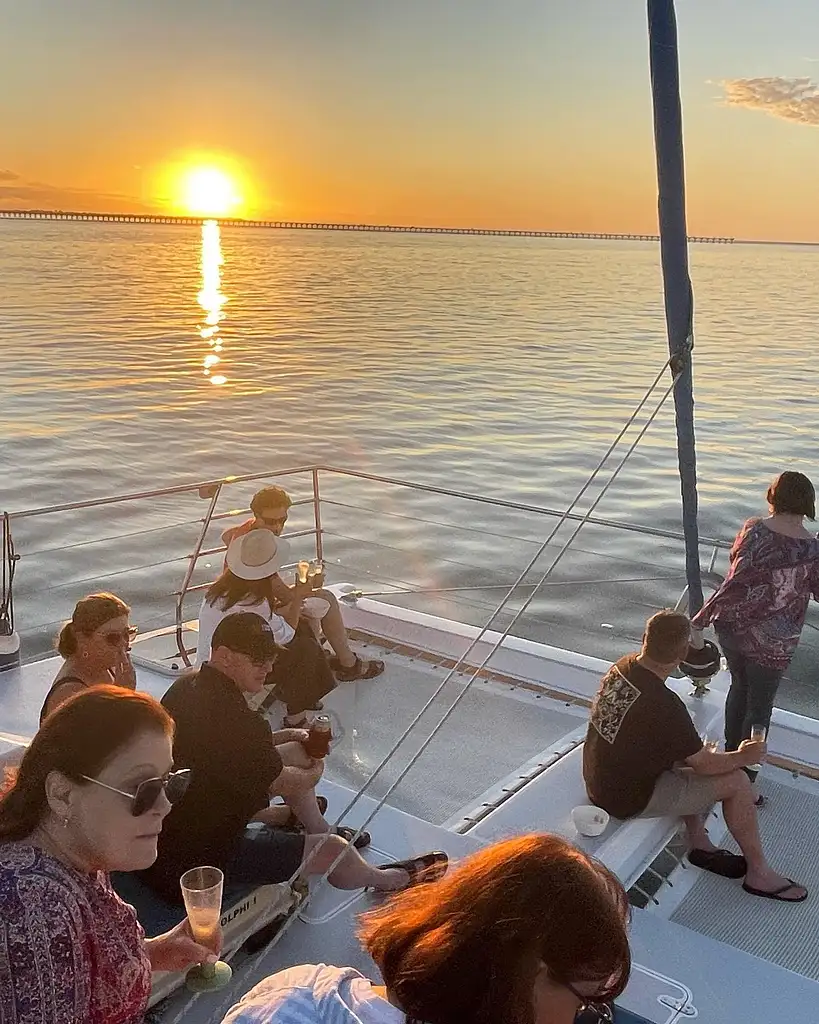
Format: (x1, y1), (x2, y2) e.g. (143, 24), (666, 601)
(2, 0), (818, 240)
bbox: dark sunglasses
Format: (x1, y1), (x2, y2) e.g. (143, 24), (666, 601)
(101, 625), (139, 647)
(569, 982), (614, 1024)
(81, 767), (192, 816)
(258, 514), (287, 527)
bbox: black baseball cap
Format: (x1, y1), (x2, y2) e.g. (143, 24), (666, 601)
(211, 612), (279, 662)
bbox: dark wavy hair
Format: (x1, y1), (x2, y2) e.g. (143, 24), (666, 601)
(359, 833), (631, 1024)
(205, 568), (277, 613)
(0, 686), (172, 841)
(767, 471), (815, 520)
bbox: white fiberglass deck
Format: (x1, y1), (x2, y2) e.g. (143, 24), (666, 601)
(0, 636), (586, 827)
(5, 605), (819, 1023)
(663, 766), (819, 983)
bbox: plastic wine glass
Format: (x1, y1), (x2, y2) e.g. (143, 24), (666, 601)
(747, 723), (767, 778)
(307, 558), (325, 589)
(180, 866), (232, 992)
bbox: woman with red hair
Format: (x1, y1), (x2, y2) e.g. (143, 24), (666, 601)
(222, 833), (631, 1024)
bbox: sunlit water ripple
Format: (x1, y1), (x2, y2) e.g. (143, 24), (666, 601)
(1, 222), (817, 714)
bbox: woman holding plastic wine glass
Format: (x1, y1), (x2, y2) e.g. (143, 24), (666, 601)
(0, 686), (218, 1024)
(692, 472), (819, 786)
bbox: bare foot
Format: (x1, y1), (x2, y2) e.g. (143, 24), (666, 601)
(374, 867), (411, 891)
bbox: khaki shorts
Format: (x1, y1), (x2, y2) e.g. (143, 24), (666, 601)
(640, 768), (720, 818)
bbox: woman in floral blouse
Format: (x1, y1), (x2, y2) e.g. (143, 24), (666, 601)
(0, 686), (215, 1024)
(693, 472), (819, 759)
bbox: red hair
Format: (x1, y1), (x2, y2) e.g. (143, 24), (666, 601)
(359, 833), (631, 1024)
(0, 686), (172, 840)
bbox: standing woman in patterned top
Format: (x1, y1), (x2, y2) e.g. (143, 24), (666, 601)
(0, 686), (214, 1024)
(692, 472), (819, 757)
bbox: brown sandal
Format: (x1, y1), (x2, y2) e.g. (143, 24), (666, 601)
(331, 655), (385, 681)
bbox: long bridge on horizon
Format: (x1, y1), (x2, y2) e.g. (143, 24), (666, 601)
(0, 208), (735, 244)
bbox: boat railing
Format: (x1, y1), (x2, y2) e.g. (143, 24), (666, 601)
(2, 463), (734, 662)
(3, 464), (818, 706)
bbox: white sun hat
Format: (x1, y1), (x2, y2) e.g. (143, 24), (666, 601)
(226, 530), (292, 580)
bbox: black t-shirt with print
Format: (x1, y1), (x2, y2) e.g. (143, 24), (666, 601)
(583, 654), (702, 819)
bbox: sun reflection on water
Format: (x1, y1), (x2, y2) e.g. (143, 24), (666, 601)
(198, 220), (228, 385)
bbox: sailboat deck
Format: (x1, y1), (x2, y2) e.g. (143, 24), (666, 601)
(663, 767), (819, 982)
(0, 629), (588, 829)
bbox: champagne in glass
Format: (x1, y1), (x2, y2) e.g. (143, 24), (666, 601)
(297, 560), (310, 585)
(180, 866), (232, 992)
(747, 723), (766, 776)
(307, 558), (324, 589)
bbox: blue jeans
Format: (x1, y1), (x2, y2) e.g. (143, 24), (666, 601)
(719, 637), (784, 752)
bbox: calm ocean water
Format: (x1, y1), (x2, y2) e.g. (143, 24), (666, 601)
(1, 221), (817, 713)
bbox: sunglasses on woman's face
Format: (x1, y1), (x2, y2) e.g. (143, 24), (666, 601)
(100, 625), (139, 648)
(81, 768), (192, 816)
(258, 514), (287, 528)
(568, 983), (614, 1024)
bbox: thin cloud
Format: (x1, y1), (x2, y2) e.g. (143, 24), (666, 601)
(0, 170), (153, 213)
(720, 77), (819, 127)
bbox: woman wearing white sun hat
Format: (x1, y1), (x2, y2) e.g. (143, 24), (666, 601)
(197, 530), (336, 727)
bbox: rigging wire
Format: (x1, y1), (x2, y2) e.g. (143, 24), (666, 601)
(245, 359), (682, 964)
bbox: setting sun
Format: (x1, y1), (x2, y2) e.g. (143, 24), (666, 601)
(178, 167), (242, 217)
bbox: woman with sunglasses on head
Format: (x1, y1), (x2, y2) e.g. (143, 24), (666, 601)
(0, 686), (212, 1024)
(222, 833), (631, 1024)
(40, 592), (138, 723)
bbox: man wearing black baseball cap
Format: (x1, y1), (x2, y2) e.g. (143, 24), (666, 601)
(140, 612), (447, 900)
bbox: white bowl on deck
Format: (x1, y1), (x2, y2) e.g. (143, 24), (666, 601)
(571, 805), (610, 837)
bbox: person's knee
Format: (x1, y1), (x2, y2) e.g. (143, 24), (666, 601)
(718, 768), (753, 801)
(301, 832), (348, 873)
(315, 587), (338, 610)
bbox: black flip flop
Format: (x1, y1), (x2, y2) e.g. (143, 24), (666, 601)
(335, 825), (372, 850)
(742, 879), (808, 903)
(376, 851), (449, 888)
(331, 655), (385, 681)
(688, 848), (747, 879)
(281, 795), (329, 830)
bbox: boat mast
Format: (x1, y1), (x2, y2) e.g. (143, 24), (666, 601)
(647, 0), (703, 615)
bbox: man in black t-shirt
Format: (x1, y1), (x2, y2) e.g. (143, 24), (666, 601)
(583, 609), (806, 903)
(140, 613), (447, 902)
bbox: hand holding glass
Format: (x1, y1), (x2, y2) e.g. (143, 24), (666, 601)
(747, 724), (767, 774)
(180, 866), (232, 992)
(307, 558), (325, 589)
